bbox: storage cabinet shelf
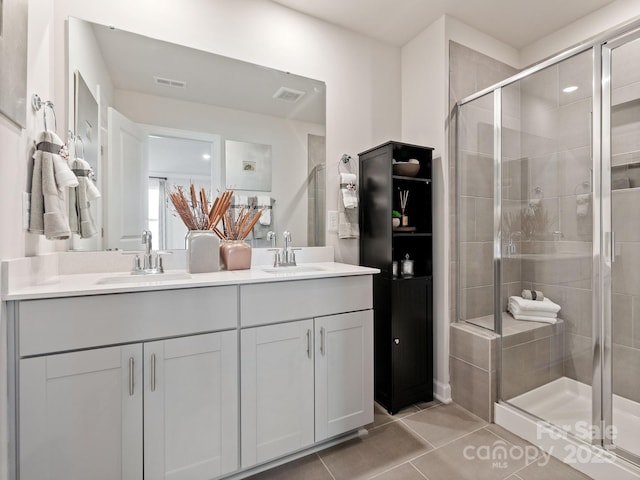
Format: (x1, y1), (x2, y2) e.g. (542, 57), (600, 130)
(392, 232), (432, 238)
(359, 140), (434, 414)
(392, 175), (432, 183)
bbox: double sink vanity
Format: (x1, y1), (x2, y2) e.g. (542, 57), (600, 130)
(2, 248), (378, 480)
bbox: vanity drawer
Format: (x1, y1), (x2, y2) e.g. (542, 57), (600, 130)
(18, 286), (238, 357)
(240, 275), (372, 327)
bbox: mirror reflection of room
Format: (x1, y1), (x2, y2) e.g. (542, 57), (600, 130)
(67, 17), (326, 251)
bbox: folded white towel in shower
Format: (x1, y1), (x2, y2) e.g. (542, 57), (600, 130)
(508, 296), (561, 314)
(340, 173), (358, 209)
(508, 302), (557, 318)
(507, 310), (558, 324)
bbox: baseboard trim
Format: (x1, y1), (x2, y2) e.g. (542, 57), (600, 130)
(434, 379), (451, 404)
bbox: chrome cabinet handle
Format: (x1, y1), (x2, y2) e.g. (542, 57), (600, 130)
(128, 357), (134, 396)
(320, 327), (326, 356)
(151, 353), (156, 392)
(306, 329), (312, 358)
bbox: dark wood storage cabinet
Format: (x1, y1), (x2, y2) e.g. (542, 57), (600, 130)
(358, 141), (433, 414)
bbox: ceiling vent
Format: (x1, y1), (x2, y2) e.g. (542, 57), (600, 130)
(154, 76), (187, 89)
(272, 87), (305, 103)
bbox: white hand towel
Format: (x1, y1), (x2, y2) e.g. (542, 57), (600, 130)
(69, 157), (101, 238)
(29, 131), (78, 240)
(338, 209), (359, 239)
(257, 195), (271, 226)
(508, 296), (561, 314)
(340, 173), (358, 209)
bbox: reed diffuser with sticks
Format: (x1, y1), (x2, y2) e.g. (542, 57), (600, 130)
(399, 190), (409, 226)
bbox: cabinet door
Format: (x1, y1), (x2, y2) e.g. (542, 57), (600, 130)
(241, 320), (314, 468)
(315, 310), (374, 441)
(19, 345), (143, 480)
(144, 331), (238, 480)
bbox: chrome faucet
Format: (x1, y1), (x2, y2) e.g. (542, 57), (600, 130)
(281, 231), (299, 267)
(132, 230), (169, 274)
(283, 231), (291, 264)
(142, 230), (153, 269)
(267, 231), (299, 267)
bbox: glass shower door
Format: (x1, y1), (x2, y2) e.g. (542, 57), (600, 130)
(499, 50), (596, 442)
(604, 31), (640, 462)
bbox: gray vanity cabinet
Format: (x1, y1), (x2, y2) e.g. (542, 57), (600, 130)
(13, 287), (238, 480)
(239, 278), (374, 469)
(20, 344), (144, 480)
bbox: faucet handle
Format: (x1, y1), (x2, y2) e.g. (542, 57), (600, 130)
(267, 231), (276, 248)
(283, 231), (291, 242)
(267, 248), (281, 267)
(289, 248), (302, 266)
(155, 251), (172, 273)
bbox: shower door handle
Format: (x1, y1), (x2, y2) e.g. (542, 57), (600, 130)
(611, 231), (616, 263)
(607, 231), (616, 264)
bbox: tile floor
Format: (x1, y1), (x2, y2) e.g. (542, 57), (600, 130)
(247, 401), (593, 480)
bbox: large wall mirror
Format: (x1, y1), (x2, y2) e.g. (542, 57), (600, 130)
(67, 17), (326, 251)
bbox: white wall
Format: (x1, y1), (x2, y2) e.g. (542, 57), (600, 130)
(401, 17), (449, 401)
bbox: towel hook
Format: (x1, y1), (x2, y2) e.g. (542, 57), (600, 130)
(43, 102), (57, 133)
(31, 94), (57, 132)
(338, 154), (354, 173)
(74, 134), (85, 160)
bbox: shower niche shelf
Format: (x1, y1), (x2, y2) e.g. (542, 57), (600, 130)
(359, 140), (434, 414)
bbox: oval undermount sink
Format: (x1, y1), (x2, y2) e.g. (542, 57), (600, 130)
(261, 265), (325, 274)
(95, 272), (192, 285)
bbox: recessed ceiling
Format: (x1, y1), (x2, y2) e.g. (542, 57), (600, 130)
(270, 0), (616, 48)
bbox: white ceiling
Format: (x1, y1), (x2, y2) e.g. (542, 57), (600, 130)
(91, 22), (326, 124)
(270, 0), (616, 48)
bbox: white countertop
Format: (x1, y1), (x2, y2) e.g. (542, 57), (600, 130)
(3, 262), (379, 301)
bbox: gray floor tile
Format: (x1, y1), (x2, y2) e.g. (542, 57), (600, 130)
(368, 402), (420, 429)
(414, 399), (441, 410)
(515, 455), (593, 479)
(370, 462), (427, 480)
(245, 453), (332, 480)
(412, 428), (529, 480)
(401, 403), (487, 447)
(484, 424), (541, 457)
(319, 421), (432, 480)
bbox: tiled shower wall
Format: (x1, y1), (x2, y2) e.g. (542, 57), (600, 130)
(449, 42), (517, 418)
(449, 41), (518, 324)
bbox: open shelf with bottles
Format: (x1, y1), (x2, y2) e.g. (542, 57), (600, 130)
(359, 141), (434, 414)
